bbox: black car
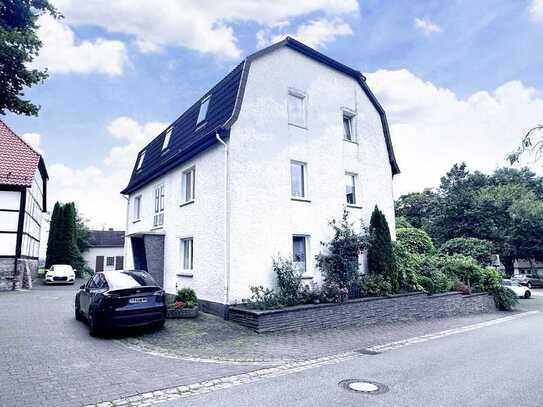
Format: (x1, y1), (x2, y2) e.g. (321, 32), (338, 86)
(513, 273), (543, 289)
(75, 270), (167, 336)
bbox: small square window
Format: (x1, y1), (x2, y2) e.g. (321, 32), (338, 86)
(162, 128), (172, 151)
(343, 112), (356, 142)
(182, 167), (195, 203)
(181, 238), (193, 271)
(346, 173), (358, 205)
(288, 89), (306, 128)
(290, 161), (306, 198)
(133, 195), (142, 221)
(136, 150), (146, 171)
(106, 256), (114, 266)
(292, 235), (308, 273)
(197, 96), (211, 125)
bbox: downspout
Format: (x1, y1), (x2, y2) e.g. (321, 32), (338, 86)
(121, 194), (130, 270)
(216, 132), (230, 309)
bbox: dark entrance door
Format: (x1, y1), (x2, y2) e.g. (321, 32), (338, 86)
(95, 256), (104, 272)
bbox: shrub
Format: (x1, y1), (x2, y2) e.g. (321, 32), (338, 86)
(396, 227), (435, 255)
(392, 241), (421, 289)
(244, 286), (284, 310)
(320, 281), (349, 303)
(316, 209), (366, 289)
(481, 267), (503, 292)
(453, 280), (471, 295)
(176, 287), (198, 308)
(493, 286), (518, 311)
(300, 282), (323, 304)
(439, 237), (494, 265)
(367, 206), (400, 292)
(440, 255), (484, 290)
(416, 269), (451, 294)
(359, 274), (393, 297)
(395, 216), (413, 229)
(273, 256), (303, 306)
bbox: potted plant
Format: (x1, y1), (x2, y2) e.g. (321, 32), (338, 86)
(167, 287), (199, 318)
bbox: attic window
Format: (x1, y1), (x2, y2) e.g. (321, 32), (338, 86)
(136, 150), (146, 171)
(197, 95), (211, 125)
(162, 128), (172, 151)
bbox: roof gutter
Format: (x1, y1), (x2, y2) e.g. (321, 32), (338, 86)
(215, 131), (230, 308)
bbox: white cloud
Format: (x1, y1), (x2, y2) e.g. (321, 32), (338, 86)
(46, 117), (168, 229)
(32, 15), (128, 75)
(21, 132), (43, 155)
(530, 0), (543, 23)
(257, 17), (353, 49)
(414, 17), (442, 36)
(365, 69), (543, 197)
(51, 0), (358, 58)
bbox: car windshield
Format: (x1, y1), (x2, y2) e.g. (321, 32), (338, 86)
(52, 265), (73, 272)
(105, 270), (158, 290)
(502, 280), (511, 286)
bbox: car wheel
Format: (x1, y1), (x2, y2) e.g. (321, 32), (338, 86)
(88, 309), (102, 337)
(525, 290), (531, 299)
(75, 303), (83, 321)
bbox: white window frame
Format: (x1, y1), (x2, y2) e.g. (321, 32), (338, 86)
(180, 237), (194, 273)
(136, 150), (146, 171)
(153, 184), (165, 227)
(133, 195), (142, 222)
(345, 172), (359, 206)
(197, 95), (211, 125)
(162, 128), (172, 151)
(287, 88), (307, 129)
(181, 167), (195, 205)
(290, 160), (308, 200)
(292, 235), (311, 277)
(342, 109), (357, 142)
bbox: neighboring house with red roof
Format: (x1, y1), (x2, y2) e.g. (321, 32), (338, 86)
(0, 120), (48, 291)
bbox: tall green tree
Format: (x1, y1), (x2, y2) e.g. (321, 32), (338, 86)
(0, 0), (60, 116)
(367, 206), (399, 291)
(395, 190), (438, 230)
(45, 201), (60, 268)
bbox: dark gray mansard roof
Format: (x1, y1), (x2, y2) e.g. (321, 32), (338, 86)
(121, 37), (400, 195)
(88, 230), (125, 248)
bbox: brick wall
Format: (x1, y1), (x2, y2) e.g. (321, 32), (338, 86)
(229, 292), (496, 333)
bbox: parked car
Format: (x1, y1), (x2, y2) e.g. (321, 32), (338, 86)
(512, 273), (543, 289)
(502, 279), (531, 298)
(45, 264), (75, 284)
(75, 270), (166, 336)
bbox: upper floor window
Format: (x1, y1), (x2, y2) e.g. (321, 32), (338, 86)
(136, 150), (146, 171)
(343, 110), (356, 142)
(346, 173), (358, 205)
(197, 95), (211, 125)
(290, 161), (306, 198)
(153, 184), (165, 227)
(133, 195), (142, 221)
(182, 167), (195, 204)
(288, 89), (307, 128)
(162, 128), (172, 151)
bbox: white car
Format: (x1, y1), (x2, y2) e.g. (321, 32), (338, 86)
(45, 264), (76, 284)
(502, 279), (531, 298)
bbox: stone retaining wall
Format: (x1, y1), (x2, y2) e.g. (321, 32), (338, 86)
(0, 258), (38, 291)
(229, 291), (496, 333)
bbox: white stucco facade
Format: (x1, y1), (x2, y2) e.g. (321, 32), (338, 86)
(124, 45), (396, 308)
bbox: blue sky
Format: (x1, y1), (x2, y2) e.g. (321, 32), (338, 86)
(4, 0), (543, 228)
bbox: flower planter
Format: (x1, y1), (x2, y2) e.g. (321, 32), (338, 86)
(167, 306), (199, 319)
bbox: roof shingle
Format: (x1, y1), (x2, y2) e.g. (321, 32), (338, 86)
(87, 230), (125, 248)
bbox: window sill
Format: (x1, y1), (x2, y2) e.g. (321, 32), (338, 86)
(343, 138), (358, 144)
(301, 275), (313, 280)
(291, 196), (311, 203)
(346, 204), (362, 209)
(288, 122), (308, 130)
(180, 200), (195, 208)
(177, 272), (194, 277)
(151, 226), (164, 231)
(132, 219), (141, 224)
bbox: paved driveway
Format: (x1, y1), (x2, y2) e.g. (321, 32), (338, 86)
(0, 282), (261, 407)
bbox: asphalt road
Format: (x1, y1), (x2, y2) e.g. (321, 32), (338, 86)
(167, 297), (543, 407)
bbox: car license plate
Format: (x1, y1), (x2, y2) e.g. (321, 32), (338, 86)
(129, 297), (147, 304)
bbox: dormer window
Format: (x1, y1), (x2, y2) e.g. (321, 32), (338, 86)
(197, 95), (211, 125)
(162, 128), (172, 151)
(136, 150), (146, 171)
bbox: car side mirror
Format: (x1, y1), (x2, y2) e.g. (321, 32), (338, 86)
(80, 284), (85, 290)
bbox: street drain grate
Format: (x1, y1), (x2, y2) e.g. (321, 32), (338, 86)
(355, 348), (381, 355)
(339, 379), (389, 395)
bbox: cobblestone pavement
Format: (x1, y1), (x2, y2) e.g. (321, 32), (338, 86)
(2, 282), (538, 407)
(0, 282), (263, 407)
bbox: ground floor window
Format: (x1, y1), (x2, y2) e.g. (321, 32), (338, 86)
(181, 238), (193, 271)
(106, 256), (115, 267)
(292, 235), (308, 273)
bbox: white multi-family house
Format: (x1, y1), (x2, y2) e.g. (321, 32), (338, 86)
(0, 120), (48, 291)
(121, 38), (399, 317)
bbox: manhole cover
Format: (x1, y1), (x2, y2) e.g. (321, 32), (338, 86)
(339, 379), (388, 395)
(355, 348), (381, 355)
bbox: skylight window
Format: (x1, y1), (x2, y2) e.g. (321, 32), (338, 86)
(136, 150), (145, 171)
(197, 95), (211, 125)
(162, 128), (172, 151)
